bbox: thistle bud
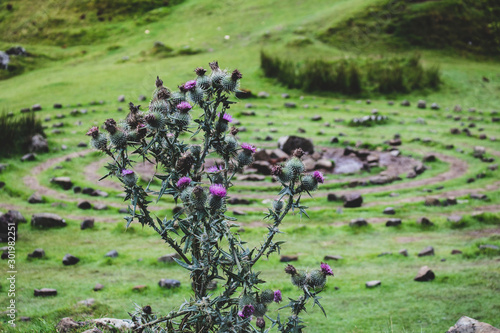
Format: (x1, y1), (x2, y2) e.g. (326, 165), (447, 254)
(256, 317), (265, 329)
(149, 99), (170, 115)
(239, 294), (255, 308)
(253, 303), (267, 317)
(216, 112), (233, 132)
(224, 136), (238, 152)
(195, 67), (211, 90)
(222, 69), (242, 92)
(172, 112), (191, 128)
(188, 87), (205, 104)
(237, 143), (255, 167)
(260, 290), (274, 304)
(272, 199), (284, 212)
(285, 157), (304, 178)
(180, 187), (193, 203)
(272, 164), (291, 183)
(291, 271), (307, 287)
(170, 91), (186, 105)
(300, 174), (317, 192)
(190, 185), (207, 209)
(145, 112), (166, 130)
(307, 270), (326, 289)
(207, 165), (224, 184)
(121, 169), (137, 187)
(209, 61), (227, 88)
(86, 127), (108, 151)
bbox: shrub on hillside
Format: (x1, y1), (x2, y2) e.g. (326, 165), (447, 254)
(260, 51), (441, 95)
(0, 111), (45, 157)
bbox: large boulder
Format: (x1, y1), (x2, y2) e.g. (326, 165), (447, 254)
(277, 136), (314, 155)
(29, 134), (49, 153)
(31, 213), (66, 228)
(343, 193), (363, 208)
(447, 316), (500, 333)
(51, 177), (73, 190)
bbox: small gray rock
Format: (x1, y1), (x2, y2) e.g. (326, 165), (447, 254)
(158, 279), (181, 289)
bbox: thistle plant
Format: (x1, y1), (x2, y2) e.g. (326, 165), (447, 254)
(88, 61), (332, 332)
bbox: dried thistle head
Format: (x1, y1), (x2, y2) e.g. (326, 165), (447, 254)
(230, 126), (239, 136)
(292, 148), (305, 158)
(209, 61), (219, 71)
(231, 69), (242, 81)
(195, 67), (207, 76)
(155, 76), (163, 88)
(104, 118), (117, 134)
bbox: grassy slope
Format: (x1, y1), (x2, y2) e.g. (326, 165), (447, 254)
(0, 0), (499, 332)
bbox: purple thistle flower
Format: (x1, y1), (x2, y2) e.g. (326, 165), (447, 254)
(274, 290), (282, 303)
(218, 112), (233, 123)
(184, 80), (197, 91)
(320, 262), (334, 276)
(209, 184), (227, 198)
(313, 171), (325, 184)
(207, 165), (224, 173)
(238, 304), (255, 319)
(121, 169), (134, 176)
(177, 101), (192, 113)
(176, 176), (191, 189)
(241, 143), (256, 154)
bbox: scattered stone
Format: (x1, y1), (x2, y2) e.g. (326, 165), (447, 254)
(383, 207), (395, 215)
(327, 193), (340, 202)
(158, 279), (181, 289)
(77, 142), (88, 148)
(447, 215), (463, 224)
(406, 170), (417, 179)
(343, 193), (363, 208)
(401, 100), (410, 107)
(227, 198), (251, 205)
(423, 154), (437, 162)
(430, 103), (440, 110)
(280, 255), (298, 262)
(77, 298), (95, 307)
(418, 246), (435, 257)
(258, 91), (269, 98)
(447, 316), (500, 333)
(417, 100), (426, 109)
(93, 283), (104, 291)
(414, 266), (435, 282)
(277, 135), (314, 155)
(378, 252), (392, 257)
(78, 201), (92, 210)
(62, 254), (80, 266)
(132, 285), (148, 291)
(399, 249), (408, 257)
(446, 197), (457, 205)
(29, 134), (49, 153)
(91, 189), (108, 197)
(51, 177), (73, 190)
(31, 104), (42, 111)
(365, 280), (381, 288)
(417, 217), (434, 226)
(349, 218), (368, 227)
(21, 153), (36, 162)
(28, 193), (44, 204)
(80, 219), (94, 230)
(451, 249), (462, 255)
(34, 288), (57, 297)
(237, 174), (265, 181)
(281, 93), (290, 99)
(479, 244), (499, 251)
(158, 253), (180, 263)
(28, 248), (45, 258)
(31, 213), (66, 228)
(386, 218), (401, 227)
(93, 203), (108, 211)
(138, 94), (146, 101)
(470, 193), (487, 200)
(424, 197), (440, 206)
(232, 210), (246, 216)
(94, 318), (135, 330)
(311, 115), (322, 121)
(117, 95), (125, 102)
(324, 255), (343, 261)
(105, 250), (118, 258)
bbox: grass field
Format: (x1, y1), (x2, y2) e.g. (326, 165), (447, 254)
(0, 0), (499, 332)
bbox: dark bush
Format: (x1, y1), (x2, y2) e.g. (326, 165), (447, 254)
(0, 111), (45, 157)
